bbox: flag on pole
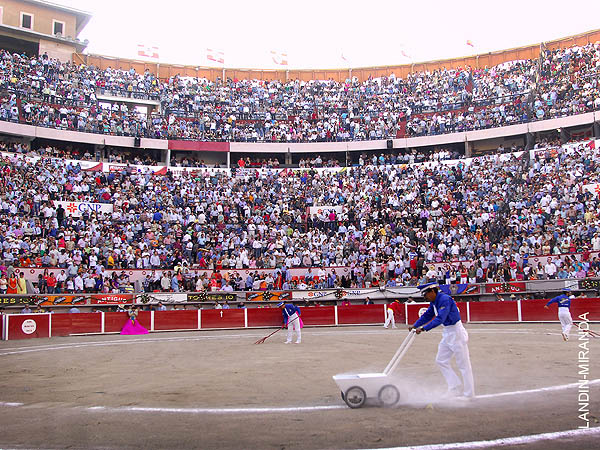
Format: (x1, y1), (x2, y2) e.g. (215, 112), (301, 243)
(271, 50), (288, 66)
(206, 48), (225, 65)
(466, 40), (475, 48)
(137, 44), (159, 60)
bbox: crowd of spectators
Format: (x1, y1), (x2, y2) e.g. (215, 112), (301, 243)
(0, 135), (599, 294)
(0, 43), (599, 142)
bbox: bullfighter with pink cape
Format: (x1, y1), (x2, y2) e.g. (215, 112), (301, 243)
(120, 306), (149, 335)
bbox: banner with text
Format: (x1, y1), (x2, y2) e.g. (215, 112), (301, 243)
(56, 201), (113, 217)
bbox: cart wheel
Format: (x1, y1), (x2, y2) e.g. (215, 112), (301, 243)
(344, 386), (367, 409)
(378, 384), (400, 407)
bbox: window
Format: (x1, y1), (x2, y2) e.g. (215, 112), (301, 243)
(53, 20), (65, 35)
(20, 12), (33, 29)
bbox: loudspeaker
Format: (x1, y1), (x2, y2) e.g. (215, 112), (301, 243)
(134, 136), (141, 147)
(387, 139), (393, 149)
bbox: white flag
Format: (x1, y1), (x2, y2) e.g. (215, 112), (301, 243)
(206, 48), (225, 65)
(270, 50), (288, 66)
(137, 44), (159, 60)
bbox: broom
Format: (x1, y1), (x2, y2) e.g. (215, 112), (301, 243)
(576, 323), (600, 338)
(254, 317), (299, 344)
(254, 326), (285, 344)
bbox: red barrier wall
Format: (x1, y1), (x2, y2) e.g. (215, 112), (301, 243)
(406, 303), (431, 325)
(51, 313), (103, 336)
(521, 298), (600, 322)
(337, 305), (385, 325)
(299, 306), (335, 326)
(154, 310), (198, 331)
(570, 298), (600, 321)
(201, 309), (245, 329)
(104, 312), (132, 333)
(247, 308), (282, 327)
(7, 314), (50, 339)
(3, 300), (599, 340)
(469, 302), (519, 322)
(520, 299), (559, 321)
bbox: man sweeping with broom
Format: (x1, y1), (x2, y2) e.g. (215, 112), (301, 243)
(280, 301), (302, 344)
(254, 301), (302, 344)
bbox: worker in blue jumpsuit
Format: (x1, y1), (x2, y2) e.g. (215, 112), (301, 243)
(409, 282), (475, 398)
(545, 288), (574, 341)
(278, 302), (301, 344)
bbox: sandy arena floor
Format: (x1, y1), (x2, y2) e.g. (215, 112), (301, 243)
(0, 323), (598, 450)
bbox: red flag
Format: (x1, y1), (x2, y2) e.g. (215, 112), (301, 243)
(271, 50), (288, 66)
(137, 44), (159, 60)
(466, 40), (475, 48)
(587, 140), (596, 149)
(206, 48), (224, 64)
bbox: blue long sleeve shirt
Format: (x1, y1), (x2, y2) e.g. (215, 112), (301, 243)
(546, 294), (572, 308)
(282, 304), (301, 325)
(413, 291), (462, 331)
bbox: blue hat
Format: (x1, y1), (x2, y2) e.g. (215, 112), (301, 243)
(277, 302), (285, 307)
(418, 282), (439, 295)
(562, 287), (571, 292)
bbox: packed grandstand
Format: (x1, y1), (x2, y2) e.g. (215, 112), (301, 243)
(1, 136), (599, 296)
(1, 35), (600, 299)
(0, 42), (599, 142)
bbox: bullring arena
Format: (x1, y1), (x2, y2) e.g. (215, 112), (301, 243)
(1, 1), (600, 449)
(1, 311), (599, 449)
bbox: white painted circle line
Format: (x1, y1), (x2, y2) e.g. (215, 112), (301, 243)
(351, 426), (600, 450)
(475, 379), (600, 399)
(2, 380), (597, 415)
(105, 405), (346, 414)
(0, 328), (569, 356)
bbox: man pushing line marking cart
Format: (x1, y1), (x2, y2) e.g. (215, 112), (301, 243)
(409, 282), (475, 399)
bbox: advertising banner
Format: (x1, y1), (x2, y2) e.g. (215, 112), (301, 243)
(90, 294), (133, 305)
(38, 295), (88, 307)
(0, 295), (24, 306)
(55, 201), (113, 217)
(135, 293), (188, 304)
(485, 282), (526, 293)
(307, 205), (343, 218)
(439, 284), (480, 295)
(187, 292), (237, 303)
(246, 291), (292, 302)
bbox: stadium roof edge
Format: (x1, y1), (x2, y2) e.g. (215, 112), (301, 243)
(78, 28), (600, 73)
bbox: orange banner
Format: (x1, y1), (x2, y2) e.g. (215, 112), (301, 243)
(38, 295), (88, 307)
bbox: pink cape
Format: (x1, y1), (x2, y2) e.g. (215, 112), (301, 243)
(120, 319), (149, 335)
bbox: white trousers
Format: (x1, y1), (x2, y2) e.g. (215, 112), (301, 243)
(435, 321), (475, 397)
(384, 308), (396, 328)
(286, 313), (301, 343)
(558, 307), (573, 336)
